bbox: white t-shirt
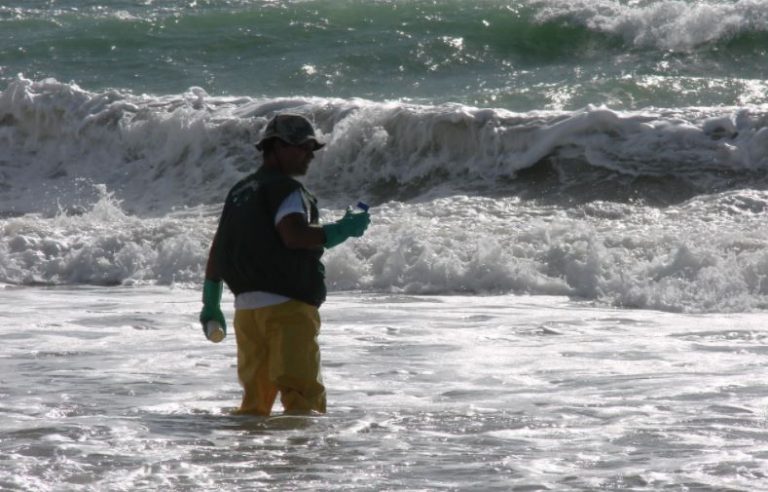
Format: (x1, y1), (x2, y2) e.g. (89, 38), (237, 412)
(234, 190), (307, 310)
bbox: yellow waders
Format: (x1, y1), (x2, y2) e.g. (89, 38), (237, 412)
(233, 300), (326, 416)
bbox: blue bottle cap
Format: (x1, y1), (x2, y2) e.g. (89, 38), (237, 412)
(356, 201), (369, 212)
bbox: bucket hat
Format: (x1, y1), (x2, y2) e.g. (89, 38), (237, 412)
(255, 113), (325, 151)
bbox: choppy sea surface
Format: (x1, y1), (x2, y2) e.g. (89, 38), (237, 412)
(1, 0), (767, 490)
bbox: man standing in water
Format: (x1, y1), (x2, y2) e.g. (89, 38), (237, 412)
(199, 113), (371, 416)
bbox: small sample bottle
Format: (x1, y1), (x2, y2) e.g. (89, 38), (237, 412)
(205, 320), (226, 343)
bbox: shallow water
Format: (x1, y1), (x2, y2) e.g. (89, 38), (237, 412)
(2, 286), (767, 490)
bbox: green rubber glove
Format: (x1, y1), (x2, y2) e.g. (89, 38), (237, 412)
(323, 210), (371, 249)
(199, 279), (227, 337)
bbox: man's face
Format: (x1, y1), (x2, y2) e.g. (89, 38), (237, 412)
(275, 140), (316, 176)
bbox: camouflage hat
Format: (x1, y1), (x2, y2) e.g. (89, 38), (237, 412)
(255, 113), (325, 151)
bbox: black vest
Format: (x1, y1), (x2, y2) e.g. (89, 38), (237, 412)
(213, 166), (326, 307)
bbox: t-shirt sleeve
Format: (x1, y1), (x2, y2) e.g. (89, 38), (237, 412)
(274, 189), (307, 225)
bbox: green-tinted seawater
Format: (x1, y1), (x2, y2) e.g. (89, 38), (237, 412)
(1, 0), (767, 109)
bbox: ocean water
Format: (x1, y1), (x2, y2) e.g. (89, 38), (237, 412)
(3, 288), (768, 491)
(1, 0), (768, 490)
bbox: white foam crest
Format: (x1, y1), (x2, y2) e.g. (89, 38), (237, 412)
(2, 77), (768, 216)
(0, 77), (258, 215)
(533, 0), (768, 51)
(1, 190), (766, 312)
(0, 187), (211, 286)
(323, 193), (768, 312)
(309, 102), (768, 195)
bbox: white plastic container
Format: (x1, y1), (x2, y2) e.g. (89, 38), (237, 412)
(205, 320), (225, 343)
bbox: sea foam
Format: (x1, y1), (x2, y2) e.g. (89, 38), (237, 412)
(1, 78), (767, 312)
(1, 77), (767, 216)
(534, 0), (768, 51)
(3, 189), (766, 313)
